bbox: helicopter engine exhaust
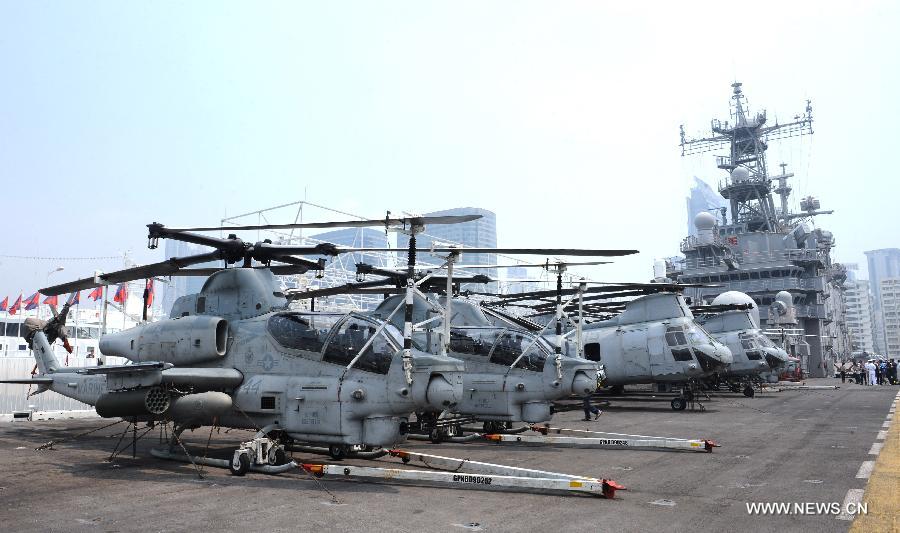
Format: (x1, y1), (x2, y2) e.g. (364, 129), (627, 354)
(425, 373), (459, 409)
(99, 315), (228, 365)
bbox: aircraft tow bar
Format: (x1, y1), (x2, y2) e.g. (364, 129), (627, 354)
(300, 448), (624, 498)
(482, 425), (719, 453)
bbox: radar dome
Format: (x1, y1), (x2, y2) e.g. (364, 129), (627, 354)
(694, 211), (717, 230)
(712, 291), (760, 328)
(731, 167), (750, 182)
(775, 291), (793, 306)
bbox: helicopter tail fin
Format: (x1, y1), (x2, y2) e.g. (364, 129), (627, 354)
(30, 328), (61, 375)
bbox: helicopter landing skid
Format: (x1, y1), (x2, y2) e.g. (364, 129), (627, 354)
(150, 445), (297, 474)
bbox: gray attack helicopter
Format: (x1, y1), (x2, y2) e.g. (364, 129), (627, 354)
(284, 253), (635, 438)
(3, 214), (637, 470)
(1, 215), (491, 471)
(480, 273), (734, 411)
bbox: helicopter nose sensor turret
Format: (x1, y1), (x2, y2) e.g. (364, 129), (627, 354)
(425, 373), (460, 409)
(571, 370), (596, 396)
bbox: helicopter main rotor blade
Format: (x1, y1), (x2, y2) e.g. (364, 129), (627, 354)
(345, 248), (639, 257)
(168, 263), (313, 277)
(408, 261), (613, 270)
(161, 214), (482, 233)
(286, 279), (400, 300)
(40, 251), (225, 296)
(691, 303), (754, 313)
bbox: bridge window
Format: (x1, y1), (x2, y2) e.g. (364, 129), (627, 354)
(5, 323), (19, 337)
(322, 317), (395, 375)
(267, 313), (340, 353)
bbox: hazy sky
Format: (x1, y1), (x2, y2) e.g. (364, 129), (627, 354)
(1, 1), (898, 301)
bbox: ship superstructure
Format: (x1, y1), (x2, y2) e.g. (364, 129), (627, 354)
(668, 82), (846, 378)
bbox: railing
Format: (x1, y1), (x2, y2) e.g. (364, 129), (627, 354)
(679, 248), (825, 271)
(679, 233), (727, 253)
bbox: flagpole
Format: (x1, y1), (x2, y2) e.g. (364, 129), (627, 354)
(100, 286), (109, 366)
(122, 283), (127, 331)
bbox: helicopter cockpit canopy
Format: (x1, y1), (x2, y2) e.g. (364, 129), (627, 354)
(267, 312), (402, 375)
(371, 293), (551, 371)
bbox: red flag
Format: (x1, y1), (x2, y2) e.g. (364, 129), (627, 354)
(9, 294), (22, 315)
(144, 279), (154, 307)
(67, 291), (81, 305)
(113, 284), (127, 304)
(24, 292), (40, 311)
(0, 297), (7, 312)
(43, 294), (59, 306)
(88, 286), (103, 301)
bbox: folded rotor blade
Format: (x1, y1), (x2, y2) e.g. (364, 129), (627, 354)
(286, 279), (399, 300)
(161, 214), (482, 233)
(410, 260), (612, 270)
(40, 251), (224, 296)
(346, 248), (638, 257)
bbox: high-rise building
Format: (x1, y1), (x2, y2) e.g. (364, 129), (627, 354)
(880, 278), (900, 359)
(397, 208), (497, 290)
(685, 177), (727, 237)
(865, 249), (900, 309)
(844, 279), (875, 354)
(864, 248), (900, 353)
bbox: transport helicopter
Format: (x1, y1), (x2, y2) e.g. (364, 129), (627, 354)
(691, 291), (791, 397)
(477, 272), (734, 410)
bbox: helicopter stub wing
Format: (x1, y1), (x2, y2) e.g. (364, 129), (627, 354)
(0, 377), (54, 385)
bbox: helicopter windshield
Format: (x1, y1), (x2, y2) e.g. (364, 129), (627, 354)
(490, 330), (548, 371)
(757, 335), (776, 348)
(450, 327), (548, 371)
(267, 313), (342, 353)
(687, 324), (716, 346)
(322, 316), (400, 375)
(740, 334), (758, 350)
(665, 325), (695, 362)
